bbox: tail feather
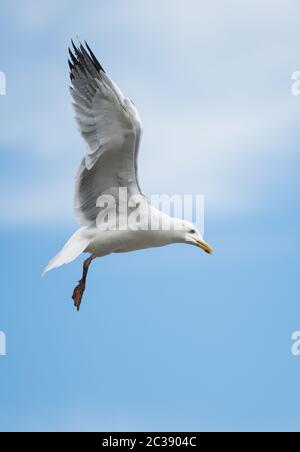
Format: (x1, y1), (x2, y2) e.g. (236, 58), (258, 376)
(43, 227), (91, 275)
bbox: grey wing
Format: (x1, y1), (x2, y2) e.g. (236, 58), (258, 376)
(68, 41), (143, 227)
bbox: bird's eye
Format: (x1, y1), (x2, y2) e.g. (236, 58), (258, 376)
(189, 229), (196, 234)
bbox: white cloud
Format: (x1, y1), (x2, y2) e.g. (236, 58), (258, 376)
(1, 0), (300, 225)
(0, 178), (75, 226)
(4, 0), (70, 32)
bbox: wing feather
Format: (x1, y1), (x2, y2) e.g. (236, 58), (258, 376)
(69, 41), (143, 226)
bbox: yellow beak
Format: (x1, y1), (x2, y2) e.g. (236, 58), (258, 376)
(197, 240), (213, 254)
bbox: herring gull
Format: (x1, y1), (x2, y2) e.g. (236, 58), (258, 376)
(44, 41), (213, 310)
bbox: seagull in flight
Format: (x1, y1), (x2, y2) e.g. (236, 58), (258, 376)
(44, 41), (213, 310)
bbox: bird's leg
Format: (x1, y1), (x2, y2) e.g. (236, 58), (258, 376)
(72, 255), (95, 311)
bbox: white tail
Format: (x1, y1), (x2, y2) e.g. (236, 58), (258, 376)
(43, 227), (91, 275)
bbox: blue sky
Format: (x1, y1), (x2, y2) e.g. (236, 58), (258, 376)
(0, 0), (300, 432)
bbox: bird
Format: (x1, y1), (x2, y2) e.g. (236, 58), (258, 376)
(43, 40), (213, 311)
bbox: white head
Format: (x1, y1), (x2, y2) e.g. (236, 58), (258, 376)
(172, 219), (213, 254)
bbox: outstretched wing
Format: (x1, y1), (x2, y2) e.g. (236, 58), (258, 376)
(68, 41), (143, 226)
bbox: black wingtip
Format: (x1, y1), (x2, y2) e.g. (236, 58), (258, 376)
(71, 39), (77, 54)
(84, 40), (105, 73)
(68, 39), (106, 80)
(68, 47), (76, 63)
